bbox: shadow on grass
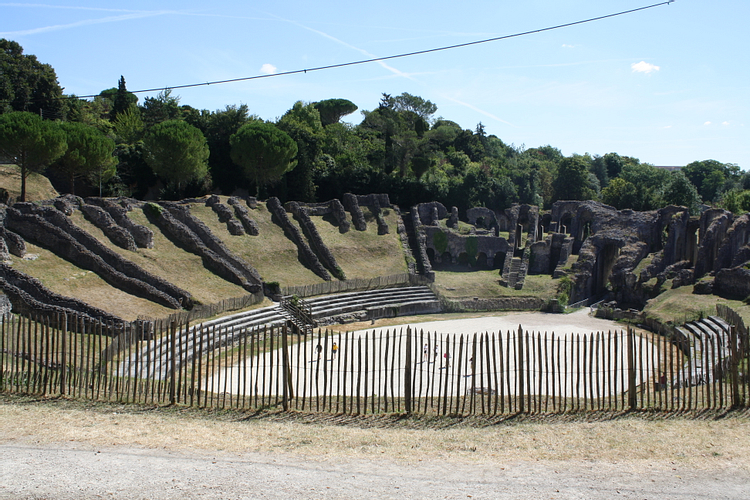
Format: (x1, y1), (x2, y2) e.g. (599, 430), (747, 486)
(4, 393), (749, 430)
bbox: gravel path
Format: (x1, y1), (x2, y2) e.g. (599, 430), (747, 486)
(3, 442), (749, 500)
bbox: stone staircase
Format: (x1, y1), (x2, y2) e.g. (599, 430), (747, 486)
(506, 257), (522, 288)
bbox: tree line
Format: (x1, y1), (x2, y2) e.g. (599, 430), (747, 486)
(2, 38), (749, 214)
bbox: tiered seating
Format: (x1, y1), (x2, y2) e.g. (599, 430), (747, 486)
(123, 285), (441, 378)
(673, 315), (732, 387)
(304, 286), (440, 323)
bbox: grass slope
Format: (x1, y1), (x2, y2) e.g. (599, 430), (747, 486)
(0, 164), (58, 202)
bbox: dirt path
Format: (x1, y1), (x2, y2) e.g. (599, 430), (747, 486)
(2, 397), (750, 499)
(3, 443), (750, 500)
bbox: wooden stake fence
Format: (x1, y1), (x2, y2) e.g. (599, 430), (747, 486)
(3, 312), (749, 414)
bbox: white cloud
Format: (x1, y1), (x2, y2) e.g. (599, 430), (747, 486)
(260, 63), (277, 75)
(704, 121), (712, 126)
(561, 44), (575, 48)
(722, 121), (730, 126)
(631, 61), (660, 74)
(663, 125), (672, 129)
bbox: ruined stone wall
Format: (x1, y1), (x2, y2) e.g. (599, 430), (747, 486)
(0, 262), (124, 327)
(228, 197), (260, 236)
(6, 206), (188, 309)
(695, 209), (733, 278)
(343, 193), (366, 231)
(85, 197), (154, 249)
(148, 203), (262, 292)
(266, 197), (331, 281)
(410, 207), (434, 279)
(416, 201), (447, 226)
(287, 201), (345, 280)
(395, 208), (417, 275)
(80, 203), (138, 251)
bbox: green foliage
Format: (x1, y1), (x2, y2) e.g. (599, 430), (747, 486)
(556, 275), (574, 306)
(660, 171), (702, 214)
(143, 202), (162, 217)
(0, 111), (67, 201)
(682, 159), (740, 203)
(433, 230), (448, 254)
(52, 121), (116, 196)
(466, 236), (478, 266)
(199, 105), (254, 195)
(0, 39), (64, 118)
(140, 89), (183, 127)
(552, 156), (596, 201)
(720, 189), (750, 214)
(230, 121), (298, 196)
(314, 98), (358, 126)
(143, 120), (209, 195)
(111, 76), (138, 121)
(277, 101), (324, 202)
(113, 104), (144, 144)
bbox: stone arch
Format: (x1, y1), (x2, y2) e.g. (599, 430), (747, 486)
(493, 251), (506, 270)
(593, 243), (620, 296)
(458, 252), (469, 265)
(426, 247), (436, 265)
(475, 252), (488, 269)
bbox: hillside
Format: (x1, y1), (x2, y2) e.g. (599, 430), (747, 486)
(0, 164), (59, 202)
(2, 195), (411, 321)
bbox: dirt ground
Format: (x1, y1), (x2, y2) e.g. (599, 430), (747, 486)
(2, 396), (750, 500)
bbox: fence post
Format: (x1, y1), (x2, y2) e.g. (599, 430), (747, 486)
(60, 314), (68, 395)
(517, 325), (524, 414)
(730, 325), (740, 408)
(281, 325), (291, 411)
(169, 321), (176, 405)
(627, 327), (637, 410)
(405, 327), (412, 414)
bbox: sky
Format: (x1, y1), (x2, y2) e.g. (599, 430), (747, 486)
(2, 0), (749, 170)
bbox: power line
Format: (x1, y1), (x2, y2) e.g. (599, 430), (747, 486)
(2, 1), (674, 104)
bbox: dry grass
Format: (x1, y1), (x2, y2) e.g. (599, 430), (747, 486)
(644, 286), (750, 325)
(189, 200), (324, 287)
(433, 270), (557, 299)
(70, 208), (250, 307)
(308, 207), (407, 279)
(8, 243), (174, 321)
(1, 395), (749, 469)
(0, 164), (59, 202)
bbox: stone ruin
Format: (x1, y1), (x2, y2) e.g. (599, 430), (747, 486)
(1, 191), (748, 325)
(413, 199), (750, 307)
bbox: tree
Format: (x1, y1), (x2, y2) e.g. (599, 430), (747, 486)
(140, 89), (182, 127)
(552, 156), (596, 201)
(200, 105), (252, 194)
(229, 121), (297, 196)
(682, 159), (740, 203)
(0, 39), (64, 118)
(51, 122), (116, 196)
(314, 98), (358, 126)
(0, 111), (66, 201)
(390, 92), (437, 121)
(601, 177), (638, 209)
(278, 102), (324, 201)
(660, 171), (702, 214)
(143, 120), (209, 193)
(109, 76), (138, 121)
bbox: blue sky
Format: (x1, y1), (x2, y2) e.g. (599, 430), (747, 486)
(2, 1), (748, 170)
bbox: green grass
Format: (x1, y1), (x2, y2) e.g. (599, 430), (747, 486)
(432, 270), (558, 299)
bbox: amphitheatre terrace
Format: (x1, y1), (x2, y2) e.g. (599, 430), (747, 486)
(1, 192), (749, 415)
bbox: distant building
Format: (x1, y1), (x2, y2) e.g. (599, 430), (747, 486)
(654, 165), (684, 171)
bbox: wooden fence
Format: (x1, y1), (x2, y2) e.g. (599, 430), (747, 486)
(280, 273), (431, 298)
(138, 291), (265, 325)
(3, 312), (748, 414)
